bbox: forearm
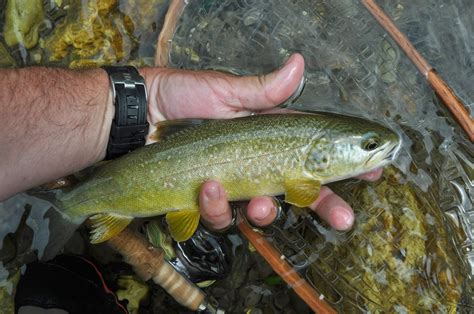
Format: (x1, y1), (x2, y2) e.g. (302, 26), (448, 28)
(0, 67), (114, 200)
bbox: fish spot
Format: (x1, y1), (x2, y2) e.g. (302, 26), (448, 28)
(164, 181), (175, 188)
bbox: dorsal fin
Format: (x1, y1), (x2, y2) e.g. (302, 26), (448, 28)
(150, 119), (210, 142)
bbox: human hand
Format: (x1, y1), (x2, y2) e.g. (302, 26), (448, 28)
(198, 169), (383, 231)
(140, 53), (383, 232)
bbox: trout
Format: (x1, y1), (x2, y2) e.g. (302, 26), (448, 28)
(53, 113), (401, 243)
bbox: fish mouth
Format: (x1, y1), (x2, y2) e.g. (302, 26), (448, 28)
(383, 139), (402, 163)
(363, 139), (402, 170)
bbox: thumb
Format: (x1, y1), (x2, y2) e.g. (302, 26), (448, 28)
(233, 53), (305, 112)
(142, 53), (305, 122)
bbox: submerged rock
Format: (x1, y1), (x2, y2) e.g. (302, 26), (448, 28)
(39, 0), (167, 68)
(4, 0), (44, 49)
(43, 0), (133, 68)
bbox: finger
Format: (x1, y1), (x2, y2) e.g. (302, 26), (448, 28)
(245, 196), (278, 227)
(357, 167), (383, 181)
(309, 187), (355, 230)
(199, 181), (233, 231)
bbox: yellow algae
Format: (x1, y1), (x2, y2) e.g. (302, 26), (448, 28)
(4, 0), (44, 49)
(44, 0), (133, 68)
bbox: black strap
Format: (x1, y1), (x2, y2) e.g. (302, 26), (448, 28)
(102, 66), (148, 159)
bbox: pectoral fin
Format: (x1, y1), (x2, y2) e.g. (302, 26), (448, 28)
(166, 210), (200, 242)
(89, 213), (133, 244)
(284, 179), (321, 207)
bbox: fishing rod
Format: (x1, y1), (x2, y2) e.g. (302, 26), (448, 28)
(101, 225), (223, 313)
(361, 0), (474, 142)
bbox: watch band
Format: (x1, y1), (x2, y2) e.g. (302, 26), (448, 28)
(102, 66), (149, 159)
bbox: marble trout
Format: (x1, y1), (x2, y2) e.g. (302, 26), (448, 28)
(53, 113), (401, 243)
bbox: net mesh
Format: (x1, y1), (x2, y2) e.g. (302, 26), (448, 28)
(167, 0), (473, 311)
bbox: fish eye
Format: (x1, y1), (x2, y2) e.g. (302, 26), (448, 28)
(362, 136), (380, 151)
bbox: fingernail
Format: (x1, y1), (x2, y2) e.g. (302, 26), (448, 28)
(286, 72), (306, 104)
(253, 205), (272, 221)
(283, 53), (297, 66)
(337, 207), (354, 230)
(205, 184), (221, 200)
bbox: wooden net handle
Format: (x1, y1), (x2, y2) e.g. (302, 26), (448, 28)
(155, 0), (186, 67)
(361, 0), (474, 141)
(237, 216), (337, 314)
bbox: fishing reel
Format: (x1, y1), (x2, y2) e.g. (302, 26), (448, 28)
(145, 218), (232, 288)
(173, 225), (232, 286)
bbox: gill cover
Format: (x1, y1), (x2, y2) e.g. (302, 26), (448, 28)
(304, 138), (333, 177)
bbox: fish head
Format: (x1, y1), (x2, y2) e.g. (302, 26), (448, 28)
(304, 117), (401, 184)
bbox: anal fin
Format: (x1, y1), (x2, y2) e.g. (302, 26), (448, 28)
(166, 209), (200, 242)
(284, 178), (321, 208)
(89, 213), (133, 244)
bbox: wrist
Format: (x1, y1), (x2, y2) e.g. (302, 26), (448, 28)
(98, 69), (116, 160)
(139, 67), (167, 124)
(102, 66), (149, 159)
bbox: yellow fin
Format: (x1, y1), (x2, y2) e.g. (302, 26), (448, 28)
(89, 213), (133, 243)
(166, 210), (200, 242)
(284, 179), (321, 207)
(197, 280), (216, 288)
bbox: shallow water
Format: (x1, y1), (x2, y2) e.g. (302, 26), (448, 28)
(0, 0), (169, 68)
(1, 0), (473, 313)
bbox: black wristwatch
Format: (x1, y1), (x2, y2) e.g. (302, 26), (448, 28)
(102, 66), (149, 159)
